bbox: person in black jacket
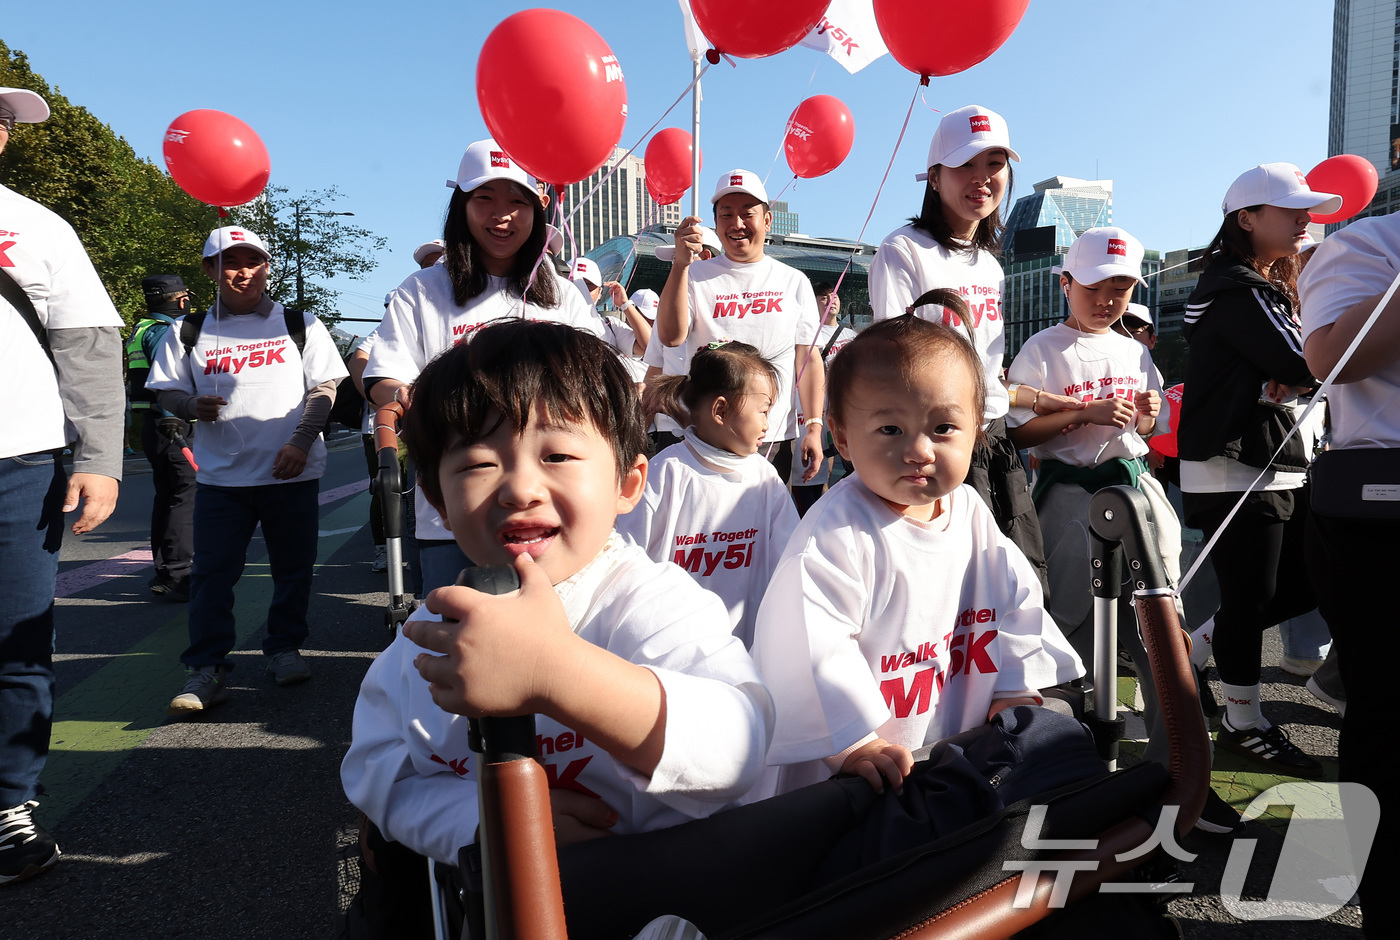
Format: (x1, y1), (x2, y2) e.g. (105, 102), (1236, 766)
(1177, 163), (1338, 779)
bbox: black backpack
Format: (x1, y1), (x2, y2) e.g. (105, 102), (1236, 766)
(180, 306), (365, 434)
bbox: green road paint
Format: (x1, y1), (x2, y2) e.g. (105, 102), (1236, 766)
(42, 494), (370, 828)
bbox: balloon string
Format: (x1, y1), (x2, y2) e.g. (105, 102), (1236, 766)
(763, 64), (820, 187)
(564, 62), (712, 228)
(770, 175), (797, 205)
(918, 86), (942, 114)
(795, 80), (921, 393)
(520, 195), (566, 318)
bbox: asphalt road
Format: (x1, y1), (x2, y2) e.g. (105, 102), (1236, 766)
(0, 439), (1363, 938)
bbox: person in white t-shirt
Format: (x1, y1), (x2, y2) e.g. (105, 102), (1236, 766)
(618, 342), (798, 648)
(364, 138), (604, 593)
(869, 105), (1087, 600)
(413, 239), (445, 269)
(751, 316), (1082, 797)
(600, 283), (655, 387)
(0, 86), (125, 884)
(146, 226), (349, 715)
(790, 280), (856, 515)
(342, 320), (770, 865)
(654, 170), (824, 488)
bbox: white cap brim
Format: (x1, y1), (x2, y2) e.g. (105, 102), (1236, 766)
(1066, 262), (1146, 287)
(933, 140), (1021, 171)
(1224, 190), (1343, 216)
(0, 88), (50, 124)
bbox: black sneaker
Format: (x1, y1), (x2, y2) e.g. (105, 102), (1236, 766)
(1194, 788), (1245, 835)
(1216, 720), (1325, 780)
(1196, 665), (1219, 719)
(0, 801), (60, 885)
(149, 574), (190, 603)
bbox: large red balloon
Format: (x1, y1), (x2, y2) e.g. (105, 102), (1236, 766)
(691, 0), (831, 59)
(162, 110), (270, 207)
(645, 128), (700, 206)
(1307, 155), (1379, 224)
(874, 0), (1030, 77)
(477, 10), (627, 186)
(784, 95), (854, 179)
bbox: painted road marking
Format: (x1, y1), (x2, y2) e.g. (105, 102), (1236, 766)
(43, 493), (369, 826)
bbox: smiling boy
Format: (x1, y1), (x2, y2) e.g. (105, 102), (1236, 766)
(341, 320), (771, 865)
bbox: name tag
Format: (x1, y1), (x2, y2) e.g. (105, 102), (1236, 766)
(1361, 484), (1400, 501)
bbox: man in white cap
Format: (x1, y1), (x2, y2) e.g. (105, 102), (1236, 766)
(146, 226), (349, 716)
(571, 256), (603, 306)
(412, 239), (445, 269)
(0, 85), (125, 885)
(654, 169), (823, 483)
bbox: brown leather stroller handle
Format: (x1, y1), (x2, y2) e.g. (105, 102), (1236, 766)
(479, 759), (568, 940)
(373, 401), (404, 453)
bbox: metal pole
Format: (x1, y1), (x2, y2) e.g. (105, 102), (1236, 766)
(690, 56), (702, 220)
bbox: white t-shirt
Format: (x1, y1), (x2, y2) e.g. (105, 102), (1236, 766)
(600, 314), (648, 383)
(340, 537), (773, 865)
(673, 254), (821, 443)
(1005, 324), (1164, 466)
(366, 264), (605, 539)
(786, 322), (857, 440)
(146, 304), (348, 487)
(751, 477), (1082, 794)
(1298, 214), (1400, 450)
(868, 225), (1010, 424)
(616, 439), (799, 648)
(1, 183), (123, 459)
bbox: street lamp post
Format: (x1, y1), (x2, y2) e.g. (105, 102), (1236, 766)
(293, 203), (354, 309)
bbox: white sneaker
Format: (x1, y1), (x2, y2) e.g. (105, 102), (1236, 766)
(371, 546), (388, 573)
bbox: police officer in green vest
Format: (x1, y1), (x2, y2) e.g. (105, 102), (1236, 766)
(128, 275), (196, 600)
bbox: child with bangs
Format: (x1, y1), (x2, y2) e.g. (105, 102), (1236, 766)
(618, 342), (798, 649)
(751, 310), (1082, 797)
(342, 319), (772, 866)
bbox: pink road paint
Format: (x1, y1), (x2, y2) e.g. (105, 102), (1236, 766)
(55, 548), (154, 599)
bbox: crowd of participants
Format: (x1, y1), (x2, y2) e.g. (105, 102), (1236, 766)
(4, 81), (1397, 937)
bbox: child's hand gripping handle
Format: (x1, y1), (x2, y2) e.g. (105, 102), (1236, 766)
(456, 564), (568, 940)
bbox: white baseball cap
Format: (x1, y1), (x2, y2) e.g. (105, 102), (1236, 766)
(1222, 163), (1342, 216)
(0, 87), (49, 124)
(1061, 227), (1146, 286)
(1121, 303), (1153, 329)
(655, 225), (723, 262)
(571, 257), (601, 289)
(447, 138), (536, 194)
(203, 226), (271, 261)
(919, 105), (1020, 180)
(711, 169), (768, 205)
(412, 239), (445, 265)
(629, 288), (660, 320)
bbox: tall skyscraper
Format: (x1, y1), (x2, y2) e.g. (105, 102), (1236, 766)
(1329, 0), (1400, 223)
(561, 147), (684, 256)
(770, 200), (800, 236)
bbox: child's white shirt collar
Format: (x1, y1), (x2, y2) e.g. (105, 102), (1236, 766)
(553, 532), (629, 632)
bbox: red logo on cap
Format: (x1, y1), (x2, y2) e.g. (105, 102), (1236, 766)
(490, 151), (511, 168)
(969, 115), (992, 134)
(729, 174), (745, 187)
(230, 231), (246, 242)
(1294, 170), (1307, 186)
(1106, 238), (1127, 256)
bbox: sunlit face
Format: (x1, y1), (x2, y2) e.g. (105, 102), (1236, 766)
(1062, 274), (1138, 334)
(714, 195), (770, 263)
(418, 250), (444, 269)
(831, 351), (979, 522)
(434, 408), (645, 585)
(817, 291), (841, 324)
(1238, 204), (1314, 265)
(203, 245), (269, 312)
(931, 148), (1009, 240)
(697, 372), (775, 457)
(465, 180), (536, 276)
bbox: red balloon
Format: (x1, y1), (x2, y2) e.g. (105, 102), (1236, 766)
(1149, 384), (1184, 459)
(784, 95), (855, 179)
(162, 110), (270, 207)
(477, 10), (627, 187)
(690, 0), (831, 59)
(644, 128), (701, 206)
(874, 0), (1030, 77)
(1307, 155), (1379, 224)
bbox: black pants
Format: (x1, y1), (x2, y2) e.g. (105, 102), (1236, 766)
(1183, 489), (1315, 686)
(1307, 510), (1395, 939)
(966, 418), (1049, 600)
(140, 412), (196, 583)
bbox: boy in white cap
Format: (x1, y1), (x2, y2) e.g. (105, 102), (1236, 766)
(653, 170), (823, 485)
(412, 239), (445, 269)
(571, 256), (603, 306)
(147, 226), (349, 714)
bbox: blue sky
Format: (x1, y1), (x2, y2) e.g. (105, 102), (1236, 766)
(4, 1), (1333, 331)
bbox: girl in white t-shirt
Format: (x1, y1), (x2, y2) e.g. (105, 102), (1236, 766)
(620, 342), (798, 649)
(751, 316), (1081, 797)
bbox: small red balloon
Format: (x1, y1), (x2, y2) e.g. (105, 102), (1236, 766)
(1306, 155), (1379, 224)
(477, 10), (628, 187)
(784, 95), (855, 179)
(874, 0), (1029, 77)
(690, 0), (831, 59)
(645, 128), (701, 206)
(162, 110), (270, 207)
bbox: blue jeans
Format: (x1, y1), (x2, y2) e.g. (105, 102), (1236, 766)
(184, 480), (319, 669)
(0, 453), (67, 808)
